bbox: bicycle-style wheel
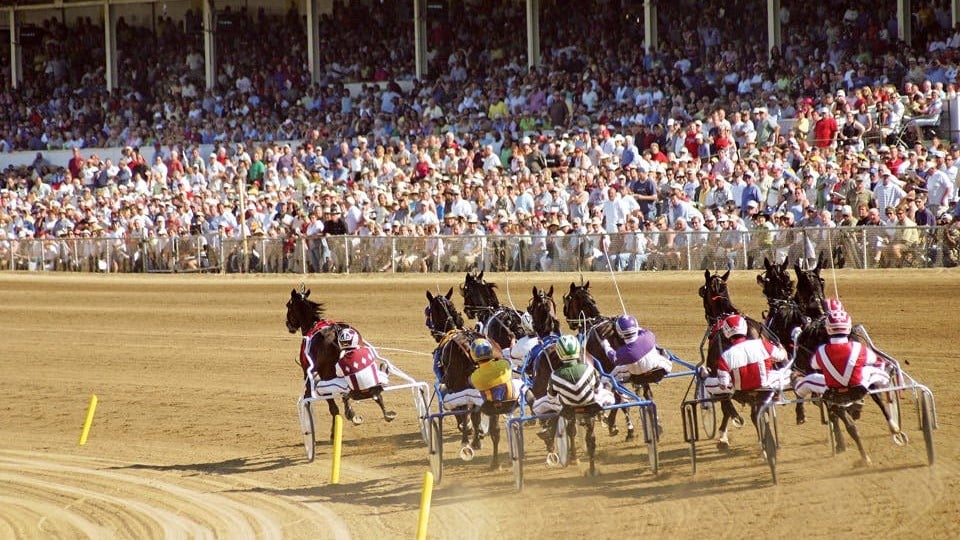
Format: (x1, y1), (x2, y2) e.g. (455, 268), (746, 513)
(428, 417), (443, 483)
(920, 392), (935, 466)
(509, 422), (524, 491)
(299, 400), (315, 463)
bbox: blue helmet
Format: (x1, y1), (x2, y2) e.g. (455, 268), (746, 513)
(615, 315), (640, 342)
(470, 338), (494, 362)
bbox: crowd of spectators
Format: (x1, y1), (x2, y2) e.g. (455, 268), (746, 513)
(2, 0), (960, 272)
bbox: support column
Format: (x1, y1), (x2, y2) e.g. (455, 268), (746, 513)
(305, 0), (321, 83)
(898, 0), (912, 46)
(526, 0), (540, 70)
(104, 1), (118, 91)
(9, 9), (21, 89)
(414, 0), (427, 80)
(203, 0), (216, 89)
(952, 0), (959, 29)
(643, 0), (657, 55)
(767, 0), (781, 60)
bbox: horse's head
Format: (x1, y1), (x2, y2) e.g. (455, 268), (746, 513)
(562, 281), (602, 331)
(426, 287), (464, 340)
(794, 252), (827, 319)
(287, 285), (325, 334)
(528, 285), (560, 337)
(757, 257), (794, 302)
(699, 269), (737, 324)
(460, 270), (500, 319)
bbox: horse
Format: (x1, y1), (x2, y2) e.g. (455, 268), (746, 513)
(425, 288), (510, 469)
(528, 285), (561, 338)
(459, 270), (525, 349)
(561, 281), (647, 440)
(285, 287), (394, 440)
(699, 269), (787, 449)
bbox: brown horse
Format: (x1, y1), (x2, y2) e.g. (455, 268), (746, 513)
(286, 287), (394, 440)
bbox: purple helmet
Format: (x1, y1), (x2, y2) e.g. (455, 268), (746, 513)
(615, 315), (640, 342)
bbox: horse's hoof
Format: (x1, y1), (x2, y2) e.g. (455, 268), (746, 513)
(586, 467), (599, 477)
(716, 439), (730, 451)
(545, 453), (561, 467)
(351, 415), (364, 425)
(459, 445), (475, 461)
(854, 457), (872, 468)
(625, 429), (636, 442)
(732, 417), (745, 428)
(383, 411), (397, 422)
(471, 439), (483, 451)
(892, 431), (909, 446)
(795, 415), (806, 426)
(536, 429), (552, 443)
(608, 426), (620, 437)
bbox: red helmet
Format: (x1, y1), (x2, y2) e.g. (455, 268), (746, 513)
(824, 298), (851, 335)
(721, 314), (748, 339)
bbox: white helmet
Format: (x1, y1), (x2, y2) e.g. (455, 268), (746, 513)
(338, 327), (360, 350)
(520, 312), (535, 334)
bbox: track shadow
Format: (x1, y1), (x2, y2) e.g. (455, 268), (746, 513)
(116, 451), (297, 475)
(235, 479), (423, 513)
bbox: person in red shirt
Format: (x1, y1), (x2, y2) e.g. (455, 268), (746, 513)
(812, 107), (839, 149)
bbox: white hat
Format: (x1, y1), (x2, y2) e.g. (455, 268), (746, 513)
(746, 200), (759, 208)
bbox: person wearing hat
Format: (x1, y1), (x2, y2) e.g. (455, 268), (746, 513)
(937, 212), (960, 267)
(924, 156), (954, 216)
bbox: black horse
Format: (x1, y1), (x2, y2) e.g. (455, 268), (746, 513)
(562, 281), (655, 440)
(459, 270), (524, 350)
(285, 287), (394, 440)
(528, 285), (561, 338)
(699, 269), (787, 449)
(426, 288), (509, 469)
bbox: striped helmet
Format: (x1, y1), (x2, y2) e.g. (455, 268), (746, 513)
(338, 327), (360, 349)
(824, 298), (851, 335)
(556, 335), (581, 362)
(721, 314), (748, 339)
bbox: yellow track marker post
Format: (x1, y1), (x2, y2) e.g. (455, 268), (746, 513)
(415, 471), (434, 540)
(79, 394), (98, 446)
(330, 414), (343, 484)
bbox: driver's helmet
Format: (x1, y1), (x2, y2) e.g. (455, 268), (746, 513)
(338, 327), (361, 350)
(556, 335), (581, 362)
(470, 338), (494, 363)
(824, 298), (852, 335)
(615, 314), (640, 342)
(720, 314), (748, 340)
(520, 312), (535, 335)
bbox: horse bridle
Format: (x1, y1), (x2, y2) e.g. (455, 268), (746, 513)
(430, 297), (459, 339)
(563, 290), (601, 330)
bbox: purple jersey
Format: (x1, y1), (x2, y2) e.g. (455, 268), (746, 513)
(607, 329), (657, 367)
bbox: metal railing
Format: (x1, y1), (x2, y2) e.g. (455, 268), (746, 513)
(1, 226), (955, 273)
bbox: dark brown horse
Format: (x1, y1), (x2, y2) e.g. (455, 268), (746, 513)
(459, 270), (524, 349)
(528, 285), (560, 338)
(699, 269), (786, 449)
(426, 288), (509, 469)
(286, 287), (394, 439)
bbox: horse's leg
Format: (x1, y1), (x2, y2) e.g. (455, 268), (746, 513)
(642, 384), (662, 437)
(795, 400), (806, 425)
(567, 413), (579, 465)
(585, 415), (598, 476)
(470, 410), (483, 450)
(488, 413), (501, 470)
(828, 405), (847, 453)
(372, 390), (397, 422)
(343, 396), (362, 425)
(869, 392), (900, 434)
(606, 393), (621, 437)
(717, 400), (737, 450)
(326, 398), (339, 441)
(837, 407), (871, 466)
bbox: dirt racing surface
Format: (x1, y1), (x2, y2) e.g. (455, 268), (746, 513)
(1, 270), (958, 539)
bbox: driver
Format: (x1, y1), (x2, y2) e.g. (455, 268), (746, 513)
(501, 312), (541, 370)
(600, 315), (673, 382)
(315, 327), (390, 396)
(700, 314), (790, 397)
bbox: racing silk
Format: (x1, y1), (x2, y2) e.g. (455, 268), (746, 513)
(548, 361), (600, 407)
(503, 335), (540, 369)
(606, 329), (657, 367)
(337, 347), (384, 392)
(811, 337), (881, 389)
(717, 336), (788, 391)
(470, 359), (517, 402)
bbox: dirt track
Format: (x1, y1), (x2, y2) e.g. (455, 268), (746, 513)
(1, 271), (958, 539)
